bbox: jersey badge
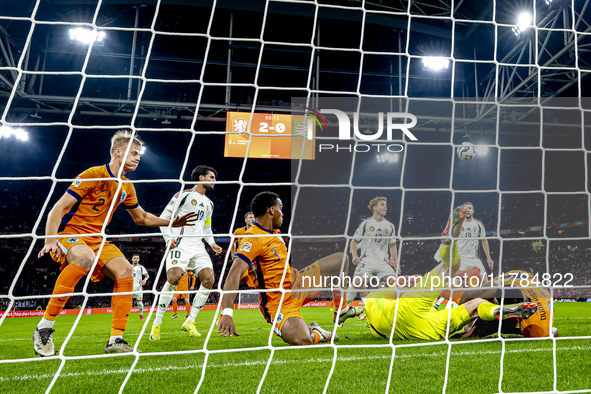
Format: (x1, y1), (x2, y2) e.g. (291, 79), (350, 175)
(191, 199), (197, 206)
(461, 227), (464, 231)
(171, 259), (178, 265)
(206, 204), (210, 211)
(474, 226), (477, 231)
(385, 228), (389, 234)
(369, 226), (375, 232)
(67, 238), (79, 243)
(240, 242), (252, 252)
(120, 190), (127, 203)
(72, 177), (82, 187)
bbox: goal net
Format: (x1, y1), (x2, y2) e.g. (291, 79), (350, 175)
(1, 0), (590, 393)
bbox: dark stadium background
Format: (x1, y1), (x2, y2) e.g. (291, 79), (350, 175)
(1, 0), (590, 310)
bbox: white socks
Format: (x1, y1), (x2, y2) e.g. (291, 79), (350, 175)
(137, 300), (144, 316)
(153, 282), (177, 326)
(38, 317), (55, 330)
(109, 335), (122, 344)
(185, 285), (210, 324)
(346, 289), (357, 303)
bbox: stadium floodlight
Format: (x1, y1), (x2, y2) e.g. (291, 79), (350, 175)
(140, 146), (146, 154)
(513, 12), (532, 36)
(545, 0), (552, 4)
(422, 57), (450, 71)
(376, 153), (399, 163)
(476, 145), (489, 156)
(0, 126), (29, 141)
(69, 28), (106, 45)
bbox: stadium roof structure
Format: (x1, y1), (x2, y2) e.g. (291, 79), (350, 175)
(0, 0), (589, 143)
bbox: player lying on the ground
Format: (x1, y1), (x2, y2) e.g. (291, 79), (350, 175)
(217, 191), (348, 345)
(448, 271), (555, 339)
(338, 205), (538, 340)
(35, 130), (197, 357)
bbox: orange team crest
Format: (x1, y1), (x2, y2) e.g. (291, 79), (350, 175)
(191, 199), (197, 206)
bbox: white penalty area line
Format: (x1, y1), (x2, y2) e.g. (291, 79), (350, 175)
(2, 345), (591, 383)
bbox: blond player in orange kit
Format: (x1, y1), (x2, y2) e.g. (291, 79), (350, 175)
(34, 130), (198, 356)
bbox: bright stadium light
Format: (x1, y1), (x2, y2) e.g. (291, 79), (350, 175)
(1, 126), (29, 141)
(69, 28), (106, 45)
(476, 145), (489, 156)
(422, 57), (450, 71)
(376, 153), (399, 163)
(140, 146), (146, 154)
(513, 13), (532, 36)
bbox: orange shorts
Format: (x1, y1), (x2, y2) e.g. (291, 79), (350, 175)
(263, 261), (324, 337)
(51, 235), (125, 282)
(174, 293), (190, 299)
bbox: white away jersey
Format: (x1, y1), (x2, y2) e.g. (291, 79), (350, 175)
(457, 219), (486, 259)
(353, 218), (395, 261)
(132, 265), (148, 287)
(159, 189), (215, 247)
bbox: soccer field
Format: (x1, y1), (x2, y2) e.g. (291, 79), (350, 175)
(1, 303), (590, 394)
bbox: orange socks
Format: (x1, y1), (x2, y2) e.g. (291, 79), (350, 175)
(44, 264), (89, 320)
(111, 276), (133, 336)
(172, 301), (178, 314)
(332, 289), (348, 312)
(311, 330), (321, 344)
(187, 303), (192, 314)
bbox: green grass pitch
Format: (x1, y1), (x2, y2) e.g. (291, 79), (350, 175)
(1, 303), (590, 393)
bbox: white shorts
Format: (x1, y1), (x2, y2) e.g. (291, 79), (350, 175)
(434, 244), (487, 276)
(354, 257), (396, 279)
(133, 285), (143, 300)
(458, 257), (486, 275)
(166, 244), (213, 274)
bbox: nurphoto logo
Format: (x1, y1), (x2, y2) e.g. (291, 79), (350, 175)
(302, 108), (418, 153)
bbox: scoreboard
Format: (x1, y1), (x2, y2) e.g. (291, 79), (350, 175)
(224, 112), (315, 160)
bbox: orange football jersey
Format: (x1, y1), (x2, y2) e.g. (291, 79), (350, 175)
(493, 271), (554, 337)
(176, 271), (196, 292)
(58, 164), (139, 235)
(233, 226), (248, 250)
(234, 222), (290, 317)
(233, 226), (248, 237)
